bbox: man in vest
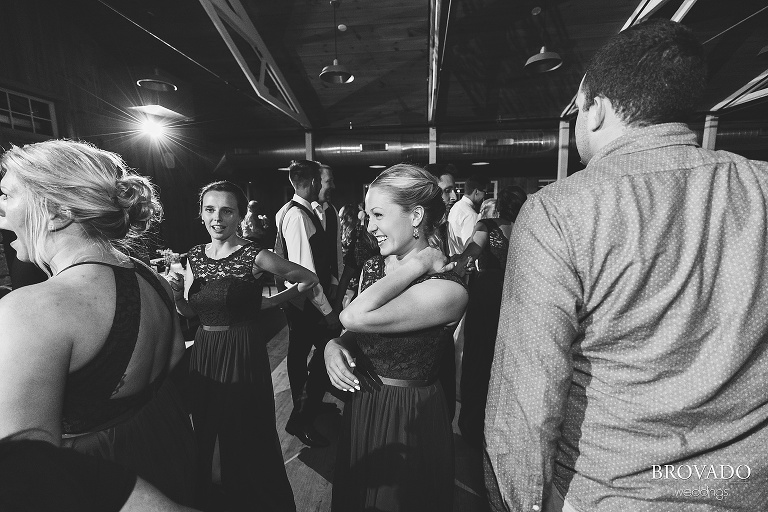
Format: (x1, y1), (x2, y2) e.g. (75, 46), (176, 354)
(275, 159), (342, 448)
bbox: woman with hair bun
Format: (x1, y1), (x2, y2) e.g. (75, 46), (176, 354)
(325, 163), (469, 511)
(0, 139), (195, 504)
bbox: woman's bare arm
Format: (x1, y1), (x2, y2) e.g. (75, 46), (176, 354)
(340, 249), (468, 333)
(253, 249), (319, 309)
(0, 286), (72, 443)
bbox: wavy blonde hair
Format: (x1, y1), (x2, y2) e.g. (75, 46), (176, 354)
(0, 139), (162, 273)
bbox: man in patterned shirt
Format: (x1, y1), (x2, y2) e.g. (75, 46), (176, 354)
(485, 19), (768, 512)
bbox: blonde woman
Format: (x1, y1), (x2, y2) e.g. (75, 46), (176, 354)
(325, 164), (468, 512)
(0, 140), (194, 504)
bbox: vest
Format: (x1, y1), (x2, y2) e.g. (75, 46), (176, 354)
(277, 200), (332, 291)
(324, 203), (339, 279)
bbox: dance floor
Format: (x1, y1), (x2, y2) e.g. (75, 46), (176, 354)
(253, 306), (490, 512)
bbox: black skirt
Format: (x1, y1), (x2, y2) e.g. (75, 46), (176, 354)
(332, 380), (455, 512)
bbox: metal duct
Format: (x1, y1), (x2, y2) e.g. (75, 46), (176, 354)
(217, 125), (768, 172)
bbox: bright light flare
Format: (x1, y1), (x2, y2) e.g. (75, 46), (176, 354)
(140, 117), (167, 140)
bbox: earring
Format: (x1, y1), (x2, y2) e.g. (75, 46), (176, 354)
(49, 222), (55, 231)
(412, 227), (420, 239)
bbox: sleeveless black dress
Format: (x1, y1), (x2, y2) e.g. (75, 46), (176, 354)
(332, 255), (467, 512)
(186, 242), (295, 512)
(60, 259), (195, 505)
(459, 218), (511, 447)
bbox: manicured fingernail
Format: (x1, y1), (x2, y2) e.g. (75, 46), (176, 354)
(354, 379), (359, 384)
(354, 385), (360, 390)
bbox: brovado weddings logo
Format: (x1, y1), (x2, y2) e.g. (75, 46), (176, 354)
(651, 465), (751, 480)
(651, 464), (751, 502)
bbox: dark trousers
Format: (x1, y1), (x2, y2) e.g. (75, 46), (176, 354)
(458, 270), (504, 447)
(285, 301), (336, 420)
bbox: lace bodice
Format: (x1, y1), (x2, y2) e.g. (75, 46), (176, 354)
(353, 256), (467, 380)
(477, 219), (509, 271)
(187, 243), (263, 326)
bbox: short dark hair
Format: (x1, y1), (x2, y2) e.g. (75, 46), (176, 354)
(425, 163), (457, 181)
(198, 180), (248, 218)
(581, 19), (706, 126)
(496, 186), (527, 222)
(288, 160), (321, 188)
(464, 174), (490, 195)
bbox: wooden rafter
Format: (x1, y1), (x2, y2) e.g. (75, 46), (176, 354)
(198, 0), (311, 128)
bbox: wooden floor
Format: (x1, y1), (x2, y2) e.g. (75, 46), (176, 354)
(257, 306), (491, 512)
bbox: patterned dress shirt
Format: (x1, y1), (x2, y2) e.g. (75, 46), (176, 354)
(485, 123), (768, 511)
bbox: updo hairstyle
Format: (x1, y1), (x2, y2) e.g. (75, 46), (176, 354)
(197, 181), (248, 219)
(369, 164), (446, 247)
(0, 139), (162, 270)
(496, 185), (528, 222)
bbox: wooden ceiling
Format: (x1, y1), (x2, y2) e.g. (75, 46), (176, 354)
(67, 0), (768, 145)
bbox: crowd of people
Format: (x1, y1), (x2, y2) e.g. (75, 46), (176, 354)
(0, 18), (767, 512)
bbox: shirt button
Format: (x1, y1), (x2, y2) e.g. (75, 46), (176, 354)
(532, 506), (540, 511)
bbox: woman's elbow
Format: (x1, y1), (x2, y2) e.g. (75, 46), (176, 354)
(339, 308), (362, 331)
(300, 272), (320, 291)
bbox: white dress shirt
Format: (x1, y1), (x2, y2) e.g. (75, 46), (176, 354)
(274, 194), (333, 314)
(447, 195), (479, 256)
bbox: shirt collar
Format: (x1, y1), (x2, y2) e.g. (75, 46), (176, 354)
(459, 195), (474, 207)
(589, 123), (700, 165)
(291, 194), (314, 210)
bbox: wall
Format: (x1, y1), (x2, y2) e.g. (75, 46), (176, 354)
(0, 0), (222, 263)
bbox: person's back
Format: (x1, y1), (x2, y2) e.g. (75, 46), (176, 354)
(485, 20), (768, 512)
(0, 139), (193, 506)
(536, 131), (768, 507)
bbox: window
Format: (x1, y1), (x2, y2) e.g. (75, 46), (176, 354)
(0, 88), (57, 137)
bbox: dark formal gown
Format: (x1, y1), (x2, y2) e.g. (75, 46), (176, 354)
(332, 255), (466, 512)
(61, 259), (196, 506)
(459, 218), (510, 448)
(186, 242), (295, 512)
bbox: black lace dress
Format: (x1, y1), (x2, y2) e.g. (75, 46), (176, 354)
(459, 218), (511, 447)
(332, 255), (467, 512)
(60, 260), (195, 506)
(186, 243), (295, 512)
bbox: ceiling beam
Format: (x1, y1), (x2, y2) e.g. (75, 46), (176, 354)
(711, 69), (768, 111)
(428, 0), (451, 126)
(560, 0), (678, 120)
(198, 0), (311, 128)
(670, 0), (700, 22)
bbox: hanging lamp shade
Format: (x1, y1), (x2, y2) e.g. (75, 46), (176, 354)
(320, 58), (354, 84)
(525, 46), (563, 73)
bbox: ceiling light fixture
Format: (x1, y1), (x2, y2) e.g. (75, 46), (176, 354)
(369, 165), (386, 169)
(136, 68), (178, 92)
(319, 0), (354, 84)
(472, 162), (490, 166)
(524, 7), (563, 74)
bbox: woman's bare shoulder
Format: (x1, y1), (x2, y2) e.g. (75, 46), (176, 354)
(0, 279), (89, 343)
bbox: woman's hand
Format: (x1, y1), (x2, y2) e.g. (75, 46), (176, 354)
(324, 338), (360, 392)
(167, 272), (185, 300)
(414, 246), (450, 274)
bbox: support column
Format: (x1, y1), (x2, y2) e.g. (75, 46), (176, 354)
(429, 126), (437, 164)
(305, 131), (315, 161)
(557, 119), (570, 181)
(702, 114), (718, 150)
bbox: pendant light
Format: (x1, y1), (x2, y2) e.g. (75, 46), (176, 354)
(319, 0), (355, 84)
(524, 7), (563, 74)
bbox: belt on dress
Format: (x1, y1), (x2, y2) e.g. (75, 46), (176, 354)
(379, 376), (437, 388)
(200, 321), (256, 331)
